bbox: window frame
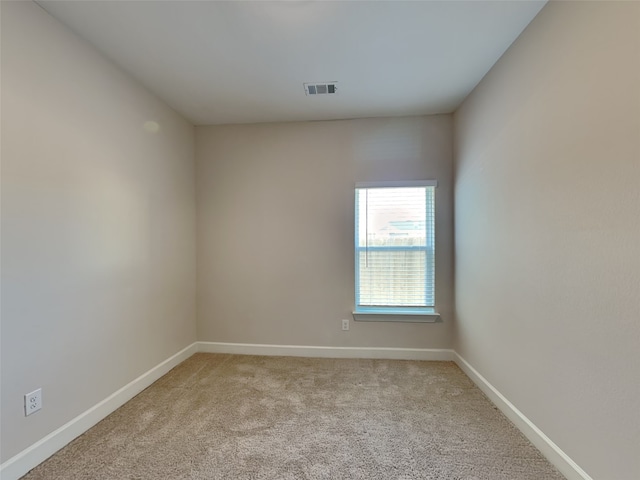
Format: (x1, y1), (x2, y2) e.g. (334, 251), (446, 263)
(352, 180), (440, 323)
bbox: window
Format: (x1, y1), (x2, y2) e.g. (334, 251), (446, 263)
(354, 181), (438, 321)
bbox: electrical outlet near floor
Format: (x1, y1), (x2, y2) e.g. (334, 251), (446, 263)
(25, 388), (42, 416)
(342, 319), (350, 331)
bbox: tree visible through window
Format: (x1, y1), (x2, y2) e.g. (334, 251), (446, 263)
(355, 182), (436, 313)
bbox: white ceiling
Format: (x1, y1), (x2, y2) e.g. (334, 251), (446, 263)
(36, 0), (546, 126)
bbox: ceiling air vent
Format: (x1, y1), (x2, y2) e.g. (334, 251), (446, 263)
(304, 82), (337, 96)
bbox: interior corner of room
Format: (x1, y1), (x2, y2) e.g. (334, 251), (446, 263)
(1, 1), (639, 479)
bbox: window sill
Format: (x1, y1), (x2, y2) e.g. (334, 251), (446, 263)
(352, 309), (441, 323)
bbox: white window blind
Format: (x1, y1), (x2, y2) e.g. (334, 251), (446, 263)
(355, 182), (435, 312)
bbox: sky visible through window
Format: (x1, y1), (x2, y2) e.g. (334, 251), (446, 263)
(357, 187), (427, 246)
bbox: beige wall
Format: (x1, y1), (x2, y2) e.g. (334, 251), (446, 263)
(453, 2), (640, 479)
(196, 116), (453, 348)
(0, 1), (196, 461)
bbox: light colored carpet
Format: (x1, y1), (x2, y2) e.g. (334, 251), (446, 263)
(21, 354), (565, 479)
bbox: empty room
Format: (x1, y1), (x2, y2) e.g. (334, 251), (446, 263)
(1, 1), (638, 479)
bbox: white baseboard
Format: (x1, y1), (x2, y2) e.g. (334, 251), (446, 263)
(1, 342), (591, 480)
(198, 342), (455, 361)
(0, 342), (199, 480)
(453, 352), (593, 480)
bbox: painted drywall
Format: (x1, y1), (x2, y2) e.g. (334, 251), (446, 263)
(453, 2), (640, 479)
(196, 116), (453, 348)
(1, 1), (196, 462)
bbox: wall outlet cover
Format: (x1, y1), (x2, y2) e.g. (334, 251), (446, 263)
(25, 388), (42, 416)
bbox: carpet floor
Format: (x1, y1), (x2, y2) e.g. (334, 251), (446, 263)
(21, 353), (565, 479)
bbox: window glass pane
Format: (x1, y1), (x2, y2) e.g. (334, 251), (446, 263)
(355, 185), (435, 309)
(358, 249), (427, 306)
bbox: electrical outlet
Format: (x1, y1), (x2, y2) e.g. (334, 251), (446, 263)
(25, 388), (42, 416)
(342, 319), (350, 331)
